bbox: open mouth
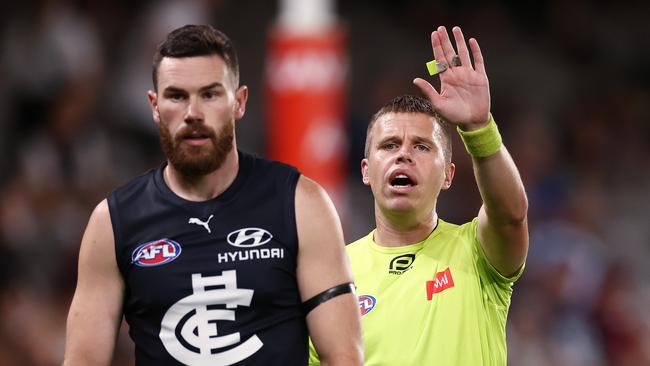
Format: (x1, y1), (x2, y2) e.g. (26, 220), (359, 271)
(390, 173), (416, 187)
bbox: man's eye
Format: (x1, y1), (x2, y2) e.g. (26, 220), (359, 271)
(383, 143), (397, 150)
(169, 93), (186, 101)
(415, 144), (430, 151)
(203, 90), (220, 99)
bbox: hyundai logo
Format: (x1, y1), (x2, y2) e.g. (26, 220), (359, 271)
(227, 228), (273, 248)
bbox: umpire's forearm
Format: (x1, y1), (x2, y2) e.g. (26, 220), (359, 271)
(472, 145), (528, 225)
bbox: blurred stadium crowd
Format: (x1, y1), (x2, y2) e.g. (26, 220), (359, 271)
(0, 0), (649, 365)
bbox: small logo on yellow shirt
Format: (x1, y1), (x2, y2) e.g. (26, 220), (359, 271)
(358, 295), (376, 316)
(426, 267), (455, 300)
(388, 254), (415, 275)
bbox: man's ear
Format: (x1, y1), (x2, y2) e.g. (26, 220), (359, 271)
(441, 162), (456, 190)
(361, 159), (370, 186)
(147, 90), (160, 124)
(234, 85), (248, 120)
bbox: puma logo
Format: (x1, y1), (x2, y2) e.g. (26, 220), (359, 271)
(188, 214), (214, 233)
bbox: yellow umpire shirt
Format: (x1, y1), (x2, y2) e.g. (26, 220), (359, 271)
(309, 218), (524, 365)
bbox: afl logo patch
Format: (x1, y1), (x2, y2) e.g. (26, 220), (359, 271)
(358, 295), (376, 316)
(227, 228), (273, 248)
(131, 239), (182, 267)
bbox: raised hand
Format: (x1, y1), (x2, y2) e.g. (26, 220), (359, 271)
(413, 26), (491, 130)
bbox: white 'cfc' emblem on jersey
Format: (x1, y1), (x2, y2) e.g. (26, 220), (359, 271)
(159, 270), (263, 365)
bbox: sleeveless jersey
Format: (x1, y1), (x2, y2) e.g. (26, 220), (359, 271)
(309, 218), (524, 366)
(108, 151), (306, 366)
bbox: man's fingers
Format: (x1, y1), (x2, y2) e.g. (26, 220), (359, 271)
(469, 38), (486, 74)
(413, 78), (440, 106)
(452, 26), (472, 69)
(437, 26), (457, 65)
(430, 30), (446, 65)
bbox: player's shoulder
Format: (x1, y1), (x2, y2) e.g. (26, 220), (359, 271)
(110, 166), (160, 199)
(240, 151), (301, 192)
(241, 150), (299, 175)
(83, 198), (115, 245)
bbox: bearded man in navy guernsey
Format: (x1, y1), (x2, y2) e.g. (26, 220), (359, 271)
(63, 25), (362, 366)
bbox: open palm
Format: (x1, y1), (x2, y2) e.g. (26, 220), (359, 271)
(414, 26), (491, 130)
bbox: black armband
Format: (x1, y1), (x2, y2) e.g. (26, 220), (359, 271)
(302, 282), (355, 314)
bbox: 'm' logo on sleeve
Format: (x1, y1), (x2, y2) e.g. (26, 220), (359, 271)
(426, 267), (454, 300)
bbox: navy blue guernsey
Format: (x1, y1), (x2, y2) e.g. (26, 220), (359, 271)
(108, 151), (307, 365)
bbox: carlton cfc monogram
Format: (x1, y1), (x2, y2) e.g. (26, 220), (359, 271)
(159, 270), (263, 365)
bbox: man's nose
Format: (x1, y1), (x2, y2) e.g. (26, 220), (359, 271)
(396, 146), (413, 163)
(184, 97), (204, 122)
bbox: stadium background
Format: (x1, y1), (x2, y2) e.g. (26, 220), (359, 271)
(0, 0), (649, 364)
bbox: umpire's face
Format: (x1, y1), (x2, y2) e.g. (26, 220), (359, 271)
(147, 55), (248, 176)
(361, 112), (455, 219)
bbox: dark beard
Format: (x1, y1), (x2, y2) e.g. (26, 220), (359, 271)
(159, 120), (234, 177)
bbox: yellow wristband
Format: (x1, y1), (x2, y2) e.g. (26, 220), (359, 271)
(457, 114), (502, 157)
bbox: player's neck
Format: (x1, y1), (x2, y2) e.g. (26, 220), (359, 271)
(373, 208), (438, 247)
(163, 147), (239, 202)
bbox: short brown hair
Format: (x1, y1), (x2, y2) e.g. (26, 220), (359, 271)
(364, 95), (452, 162)
(152, 24), (239, 90)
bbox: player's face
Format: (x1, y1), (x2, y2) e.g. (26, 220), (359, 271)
(148, 55), (247, 176)
(361, 112), (455, 216)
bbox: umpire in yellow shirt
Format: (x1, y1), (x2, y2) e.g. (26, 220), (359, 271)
(310, 25), (528, 365)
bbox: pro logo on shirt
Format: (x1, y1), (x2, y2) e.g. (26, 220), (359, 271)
(131, 239), (182, 267)
(426, 267), (455, 300)
(388, 254), (415, 275)
(358, 295), (377, 316)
